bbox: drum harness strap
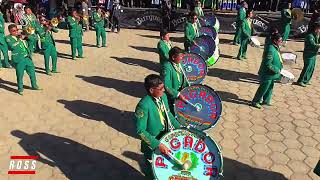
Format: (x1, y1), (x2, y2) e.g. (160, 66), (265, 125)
(172, 62), (191, 87)
(155, 98), (174, 132)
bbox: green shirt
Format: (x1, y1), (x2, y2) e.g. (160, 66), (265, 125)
(157, 39), (172, 65)
(0, 12), (5, 45)
(134, 93), (181, 157)
(258, 43), (283, 80)
(185, 22), (199, 43)
(237, 7), (246, 24)
(67, 16), (83, 38)
(161, 61), (188, 99)
(241, 18), (253, 39)
(194, 7), (204, 17)
(92, 11), (105, 29)
(38, 25), (59, 49)
(303, 33), (320, 59)
(5, 35), (31, 64)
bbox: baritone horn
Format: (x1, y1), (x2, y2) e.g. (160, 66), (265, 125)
(50, 17), (59, 27)
(291, 8), (304, 22)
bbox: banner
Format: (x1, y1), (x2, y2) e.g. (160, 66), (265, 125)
(119, 8), (311, 37)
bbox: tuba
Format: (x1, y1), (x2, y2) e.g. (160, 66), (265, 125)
(50, 17), (59, 27)
(291, 8), (304, 22)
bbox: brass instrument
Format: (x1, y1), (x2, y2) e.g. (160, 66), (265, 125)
(50, 17), (59, 27)
(82, 15), (89, 21)
(292, 8), (304, 22)
(25, 25), (35, 35)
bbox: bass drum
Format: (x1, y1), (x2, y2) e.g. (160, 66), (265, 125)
(181, 53), (208, 85)
(190, 35), (216, 66)
(199, 26), (219, 46)
(207, 47), (220, 66)
(199, 15), (220, 33)
(174, 84), (222, 131)
(152, 128), (223, 180)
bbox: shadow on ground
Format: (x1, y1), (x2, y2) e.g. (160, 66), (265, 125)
(111, 56), (159, 73)
(129, 46), (157, 53)
(55, 39), (96, 48)
(76, 75), (145, 98)
(208, 68), (259, 84)
(216, 91), (252, 105)
(123, 151), (288, 180)
(139, 34), (184, 43)
(57, 99), (137, 138)
(12, 130), (143, 180)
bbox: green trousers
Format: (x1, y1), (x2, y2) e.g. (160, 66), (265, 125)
(252, 79), (275, 104)
(233, 24), (241, 44)
(0, 43), (10, 67)
(283, 23), (291, 42)
(27, 34), (38, 55)
(14, 58), (38, 92)
(43, 44), (58, 73)
(297, 55), (317, 84)
(70, 36), (83, 59)
(237, 38), (249, 58)
(95, 27), (107, 47)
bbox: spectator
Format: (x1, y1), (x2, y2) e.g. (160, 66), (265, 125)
(112, 0), (121, 33)
(82, 0), (90, 31)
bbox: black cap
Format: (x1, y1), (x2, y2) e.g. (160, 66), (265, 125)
(160, 29), (168, 37)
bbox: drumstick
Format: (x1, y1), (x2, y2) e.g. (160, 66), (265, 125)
(184, 99), (200, 111)
(166, 150), (192, 170)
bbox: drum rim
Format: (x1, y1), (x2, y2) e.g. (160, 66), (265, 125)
(174, 84), (223, 131)
(199, 26), (218, 39)
(191, 35), (216, 61)
(151, 128), (224, 179)
(182, 52), (209, 85)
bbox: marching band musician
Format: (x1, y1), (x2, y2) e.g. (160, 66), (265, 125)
(6, 24), (41, 95)
(161, 47), (188, 113)
(237, 9), (254, 60)
(134, 74), (181, 180)
(92, 6), (107, 48)
(251, 33), (283, 109)
(233, 1), (248, 45)
(184, 11), (200, 52)
(297, 20), (320, 87)
(38, 16), (59, 75)
(0, 11), (11, 68)
(157, 29), (172, 66)
(281, 2), (292, 46)
(67, 9), (84, 60)
(194, 0), (204, 18)
(23, 6), (41, 55)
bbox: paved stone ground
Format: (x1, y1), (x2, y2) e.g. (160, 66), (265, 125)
(0, 27), (319, 180)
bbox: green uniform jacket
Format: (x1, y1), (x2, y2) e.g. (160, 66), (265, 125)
(23, 14), (41, 34)
(237, 7), (246, 25)
(258, 43), (283, 80)
(281, 9), (292, 24)
(5, 35), (31, 64)
(157, 40), (171, 65)
(38, 26), (58, 49)
(185, 22), (198, 44)
(134, 93), (181, 157)
(194, 7), (204, 17)
(304, 33), (320, 59)
(92, 12), (105, 29)
(241, 18), (253, 40)
(67, 16), (83, 38)
(0, 13), (6, 45)
(161, 61), (188, 99)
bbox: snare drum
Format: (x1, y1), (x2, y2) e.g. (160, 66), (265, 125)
(281, 52), (297, 64)
(174, 85), (222, 131)
(280, 69), (295, 84)
(152, 128), (223, 180)
(181, 53), (208, 85)
(250, 36), (261, 47)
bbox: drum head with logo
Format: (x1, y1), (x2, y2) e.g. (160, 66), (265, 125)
(199, 27), (217, 40)
(181, 53), (208, 85)
(190, 35), (216, 64)
(152, 129), (223, 180)
(199, 15), (220, 32)
(174, 85), (222, 131)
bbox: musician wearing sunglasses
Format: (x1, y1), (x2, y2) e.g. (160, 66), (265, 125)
(67, 9), (84, 60)
(134, 74), (181, 180)
(157, 29), (172, 66)
(184, 11), (200, 52)
(5, 24), (41, 95)
(23, 6), (41, 55)
(0, 11), (11, 68)
(161, 47), (188, 113)
(251, 33), (283, 109)
(92, 6), (107, 48)
(38, 17), (59, 75)
(297, 20), (320, 87)
(237, 9), (254, 60)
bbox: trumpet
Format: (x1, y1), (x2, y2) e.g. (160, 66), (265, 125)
(50, 17), (59, 27)
(25, 25), (35, 35)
